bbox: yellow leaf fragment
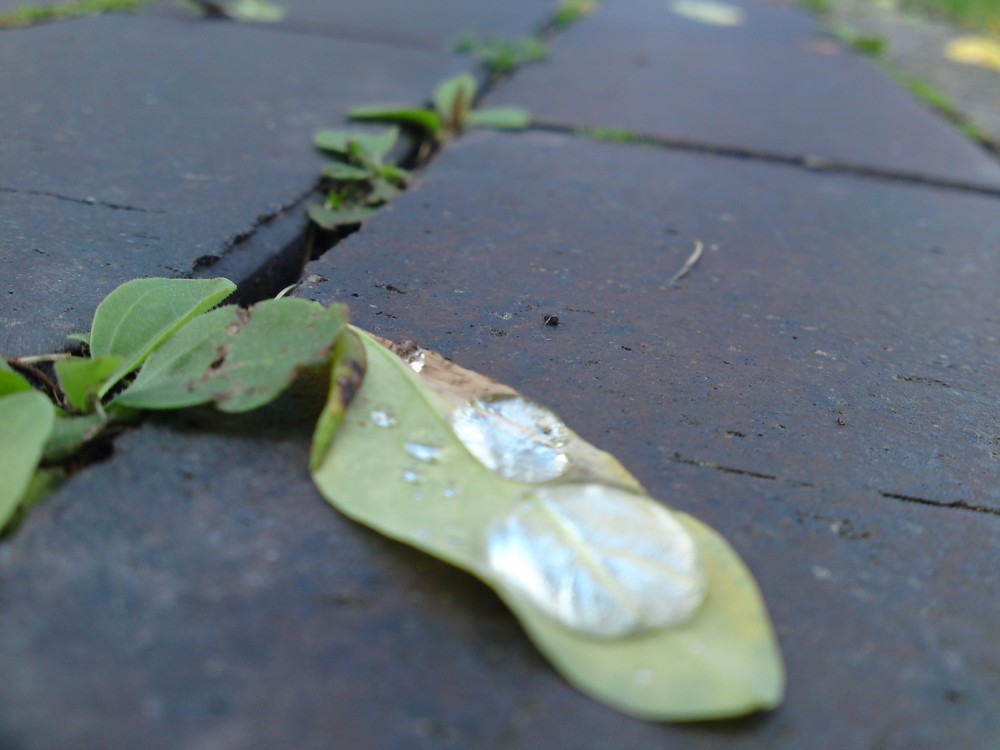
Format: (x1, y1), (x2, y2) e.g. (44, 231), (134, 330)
(945, 35), (1000, 72)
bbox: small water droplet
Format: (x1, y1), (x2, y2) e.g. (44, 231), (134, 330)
(406, 349), (426, 373)
(442, 484), (458, 499)
(634, 668), (653, 686)
(394, 340), (427, 372)
(487, 484), (707, 638)
(370, 409), (396, 428)
(404, 442), (442, 463)
(450, 396), (571, 482)
(402, 468), (421, 483)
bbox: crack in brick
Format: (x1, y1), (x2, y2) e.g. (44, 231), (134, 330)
(878, 491), (1000, 516)
(670, 452), (816, 488)
(531, 122), (1000, 200)
(0, 185), (164, 213)
(671, 452), (998, 517)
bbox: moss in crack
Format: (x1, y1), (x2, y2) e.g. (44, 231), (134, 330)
(578, 127), (650, 145)
(886, 65), (994, 149)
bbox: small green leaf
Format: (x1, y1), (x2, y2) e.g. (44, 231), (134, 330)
(220, 0), (286, 22)
(307, 203), (378, 230)
(466, 107), (532, 130)
(310, 327), (366, 470)
(54, 355), (124, 412)
(433, 73), (477, 130)
(314, 127), (400, 166)
(314, 129), (357, 155)
(90, 277), (236, 398)
(321, 163), (375, 181)
(553, 0), (598, 27)
(453, 35), (547, 74)
(0, 359), (32, 397)
(115, 299), (346, 413)
(311, 331), (784, 720)
(42, 412), (108, 463)
(379, 164), (410, 187)
(349, 107), (443, 136)
(365, 178), (401, 206)
(0, 391), (56, 529)
(357, 127), (400, 165)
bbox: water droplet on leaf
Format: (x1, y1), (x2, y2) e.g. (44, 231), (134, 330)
(370, 409), (396, 428)
(487, 484), (707, 638)
(450, 396), (571, 482)
(406, 349), (426, 373)
(402, 468), (421, 483)
(404, 441), (442, 463)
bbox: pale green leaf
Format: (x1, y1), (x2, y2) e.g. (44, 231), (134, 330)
(433, 73), (476, 130)
(379, 164), (410, 187)
(115, 299), (346, 413)
(0, 359), (32, 397)
(307, 203), (378, 229)
(0, 391), (55, 529)
(314, 127), (400, 166)
(222, 0), (286, 22)
(321, 163), (375, 181)
(90, 277), (236, 397)
(54, 355), (124, 412)
(348, 106), (443, 136)
(42, 412), (108, 463)
(365, 178), (401, 206)
(466, 106), (532, 130)
(310, 330), (784, 720)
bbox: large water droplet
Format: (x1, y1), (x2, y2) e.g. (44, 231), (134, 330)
(370, 409), (396, 428)
(404, 442), (442, 463)
(450, 396), (570, 482)
(487, 484), (707, 639)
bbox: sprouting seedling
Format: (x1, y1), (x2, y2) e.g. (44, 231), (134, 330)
(348, 73), (531, 143)
(453, 34), (548, 75)
(307, 127), (410, 230)
(0, 277), (348, 532)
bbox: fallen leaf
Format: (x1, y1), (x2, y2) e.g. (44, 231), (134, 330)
(310, 329), (784, 720)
